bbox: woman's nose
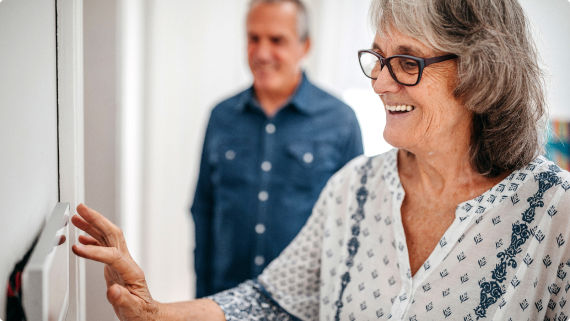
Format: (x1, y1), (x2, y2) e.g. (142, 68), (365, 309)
(372, 66), (400, 94)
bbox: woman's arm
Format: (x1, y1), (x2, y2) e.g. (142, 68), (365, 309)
(72, 204), (225, 321)
(156, 300), (225, 321)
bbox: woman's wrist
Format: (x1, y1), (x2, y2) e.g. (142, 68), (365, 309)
(150, 300), (165, 320)
(152, 299), (226, 321)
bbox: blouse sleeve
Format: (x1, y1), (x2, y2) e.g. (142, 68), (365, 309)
(209, 280), (299, 321)
(544, 181), (570, 320)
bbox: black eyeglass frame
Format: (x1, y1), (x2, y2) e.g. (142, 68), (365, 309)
(357, 49), (458, 86)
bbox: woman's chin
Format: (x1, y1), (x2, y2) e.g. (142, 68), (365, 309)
(383, 128), (415, 150)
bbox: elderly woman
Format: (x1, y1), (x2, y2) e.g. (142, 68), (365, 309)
(72, 0), (570, 320)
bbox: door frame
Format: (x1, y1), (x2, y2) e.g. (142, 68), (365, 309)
(56, 0), (85, 320)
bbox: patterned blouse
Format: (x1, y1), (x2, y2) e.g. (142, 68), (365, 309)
(211, 149), (570, 321)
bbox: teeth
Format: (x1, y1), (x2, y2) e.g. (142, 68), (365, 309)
(385, 104), (414, 112)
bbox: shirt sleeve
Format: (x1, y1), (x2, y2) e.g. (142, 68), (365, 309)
(255, 179), (333, 321)
(209, 280), (300, 321)
(191, 114), (215, 298)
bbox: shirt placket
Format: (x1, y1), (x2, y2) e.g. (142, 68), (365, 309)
(399, 187), (504, 319)
(388, 182), (415, 320)
(251, 118), (277, 275)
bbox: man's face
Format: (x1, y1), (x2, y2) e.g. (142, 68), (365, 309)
(246, 2), (310, 95)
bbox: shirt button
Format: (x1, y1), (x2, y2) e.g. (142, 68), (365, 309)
(265, 123), (276, 134)
(255, 223), (266, 234)
(261, 161), (272, 172)
(254, 256), (265, 266)
(258, 191), (268, 202)
(225, 150), (236, 160)
(255, 223), (265, 234)
(303, 152), (314, 164)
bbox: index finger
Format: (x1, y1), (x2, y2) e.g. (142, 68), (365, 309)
(71, 214), (105, 244)
(76, 204), (122, 245)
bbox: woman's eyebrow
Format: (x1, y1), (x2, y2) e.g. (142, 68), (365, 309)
(372, 43), (385, 55)
(372, 42), (426, 57)
(396, 45), (425, 57)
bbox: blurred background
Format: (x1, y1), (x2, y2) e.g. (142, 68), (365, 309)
(82, 0), (570, 319)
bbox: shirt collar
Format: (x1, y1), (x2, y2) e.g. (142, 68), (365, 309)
(235, 72), (318, 115)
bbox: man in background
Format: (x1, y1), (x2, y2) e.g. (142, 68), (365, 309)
(191, 0), (363, 297)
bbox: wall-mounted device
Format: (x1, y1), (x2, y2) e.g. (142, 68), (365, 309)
(22, 203), (70, 321)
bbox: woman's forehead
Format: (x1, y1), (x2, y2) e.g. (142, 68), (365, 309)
(372, 30), (431, 56)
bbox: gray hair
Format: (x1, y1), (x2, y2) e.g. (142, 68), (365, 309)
(248, 0), (310, 41)
(371, 0), (546, 177)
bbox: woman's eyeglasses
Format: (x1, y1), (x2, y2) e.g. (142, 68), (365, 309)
(358, 49), (458, 86)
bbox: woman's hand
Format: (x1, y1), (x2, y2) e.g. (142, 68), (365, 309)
(71, 204), (159, 321)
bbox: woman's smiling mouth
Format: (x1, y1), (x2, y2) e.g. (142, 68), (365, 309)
(385, 104), (415, 113)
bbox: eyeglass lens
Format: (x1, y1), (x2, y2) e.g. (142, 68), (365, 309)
(359, 51), (420, 85)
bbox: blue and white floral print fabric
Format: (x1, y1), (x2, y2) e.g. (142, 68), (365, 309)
(212, 149), (570, 320)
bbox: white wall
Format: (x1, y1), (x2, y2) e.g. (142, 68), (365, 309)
(142, 0), (251, 301)
(520, 0), (570, 121)
(83, 0), (121, 319)
(0, 0), (59, 318)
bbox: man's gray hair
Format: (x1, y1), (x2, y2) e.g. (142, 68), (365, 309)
(248, 0), (310, 41)
(371, 0), (546, 178)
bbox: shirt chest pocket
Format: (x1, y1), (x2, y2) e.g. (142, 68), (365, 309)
(209, 138), (255, 186)
(286, 140), (341, 188)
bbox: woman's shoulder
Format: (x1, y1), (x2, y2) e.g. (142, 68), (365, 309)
(531, 155), (570, 187)
(524, 155), (570, 206)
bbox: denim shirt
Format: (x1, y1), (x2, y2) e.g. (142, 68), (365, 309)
(191, 73), (363, 297)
